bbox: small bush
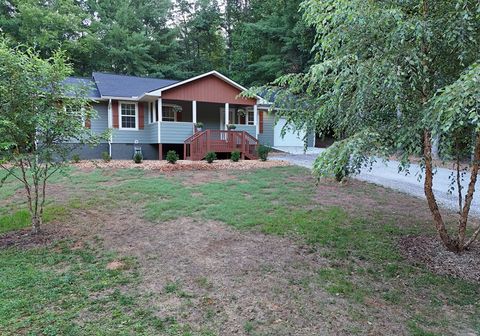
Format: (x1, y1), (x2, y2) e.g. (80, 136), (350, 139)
(101, 151), (111, 163)
(205, 152), (217, 164)
(133, 152), (143, 164)
(71, 154), (80, 163)
(231, 151), (240, 162)
(227, 124), (236, 130)
(257, 145), (271, 161)
(166, 150), (179, 164)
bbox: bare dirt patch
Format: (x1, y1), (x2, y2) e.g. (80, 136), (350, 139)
(312, 175), (480, 283)
(316, 178), (422, 215)
(399, 235), (480, 283)
(0, 183), (71, 209)
(313, 177), (461, 226)
(73, 159), (290, 172)
(106, 260), (125, 270)
(60, 206), (411, 335)
(168, 169), (240, 186)
(0, 223), (70, 250)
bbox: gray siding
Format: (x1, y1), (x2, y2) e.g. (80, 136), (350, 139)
(112, 143), (159, 160)
(91, 102), (109, 141)
(69, 143), (159, 160)
(160, 122), (194, 144)
(144, 123), (159, 143)
(258, 110), (275, 146)
(233, 125), (256, 137)
(112, 103), (154, 144)
(69, 143), (109, 160)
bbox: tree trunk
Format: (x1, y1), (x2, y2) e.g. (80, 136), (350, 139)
(31, 215), (42, 234)
(423, 130), (457, 251)
(457, 133), (480, 250)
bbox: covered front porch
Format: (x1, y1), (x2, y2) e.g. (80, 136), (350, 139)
(144, 99), (258, 144)
(141, 71), (260, 160)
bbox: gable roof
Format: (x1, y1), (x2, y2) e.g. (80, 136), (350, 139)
(63, 77), (101, 99)
(92, 72), (179, 98)
(146, 71), (253, 97)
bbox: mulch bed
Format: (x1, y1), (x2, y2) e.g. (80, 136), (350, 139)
(0, 225), (66, 250)
(398, 235), (480, 283)
(72, 159), (290, 172)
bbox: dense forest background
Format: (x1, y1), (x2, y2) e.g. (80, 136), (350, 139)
(0, 0), (314, 86)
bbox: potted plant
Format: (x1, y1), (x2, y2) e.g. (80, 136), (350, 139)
(195, 122), (204, 132)
(227, 124), (236, 130)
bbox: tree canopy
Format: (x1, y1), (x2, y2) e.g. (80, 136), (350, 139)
(0, 40), (102, 233)
(0, 0), (314, 84)
(254, 0), (480, 252)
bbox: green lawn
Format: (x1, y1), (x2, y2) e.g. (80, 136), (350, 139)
(0, 166), (478, 335)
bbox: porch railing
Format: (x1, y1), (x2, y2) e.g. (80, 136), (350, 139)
(184, 130), (258, 161)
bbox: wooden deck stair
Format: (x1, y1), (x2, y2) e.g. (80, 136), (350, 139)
(184, 130), (258, 161)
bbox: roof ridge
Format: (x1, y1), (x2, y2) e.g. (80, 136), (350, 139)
(68, 76), (93, 80)
(92, 72), (179, 82)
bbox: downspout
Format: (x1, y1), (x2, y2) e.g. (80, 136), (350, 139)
(108, 99), (113, 158)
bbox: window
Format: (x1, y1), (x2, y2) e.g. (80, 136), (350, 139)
(162, 106), (176, 122)
(120, 102), (137, 129)
(247, 108), (255, 125)
(65, 104), (85, 127)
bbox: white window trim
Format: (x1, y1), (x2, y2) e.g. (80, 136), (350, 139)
(119, 101), (139, 130)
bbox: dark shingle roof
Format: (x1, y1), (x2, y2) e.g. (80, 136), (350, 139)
(63, 77), (101, 99)
(92, 72), (179, 98)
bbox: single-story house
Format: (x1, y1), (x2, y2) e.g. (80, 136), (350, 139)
(69, 71), (315, 160)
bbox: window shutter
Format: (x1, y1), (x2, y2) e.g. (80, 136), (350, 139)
(112, 101), (119, 128)
(138, 103), (144, 129)
(177, 111), (182, 121)
(259, 111), (264, 134)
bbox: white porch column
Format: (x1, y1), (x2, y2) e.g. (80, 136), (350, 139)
(157, 98), (162, 143)
(254, 104), (259, 138)
(192, 101), (197, 124)
(225, 103), (230, 127)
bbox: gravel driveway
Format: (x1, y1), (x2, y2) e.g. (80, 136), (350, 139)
(272, 152), (480, 216)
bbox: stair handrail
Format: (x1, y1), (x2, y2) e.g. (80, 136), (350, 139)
(184, 130), (207, 144)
